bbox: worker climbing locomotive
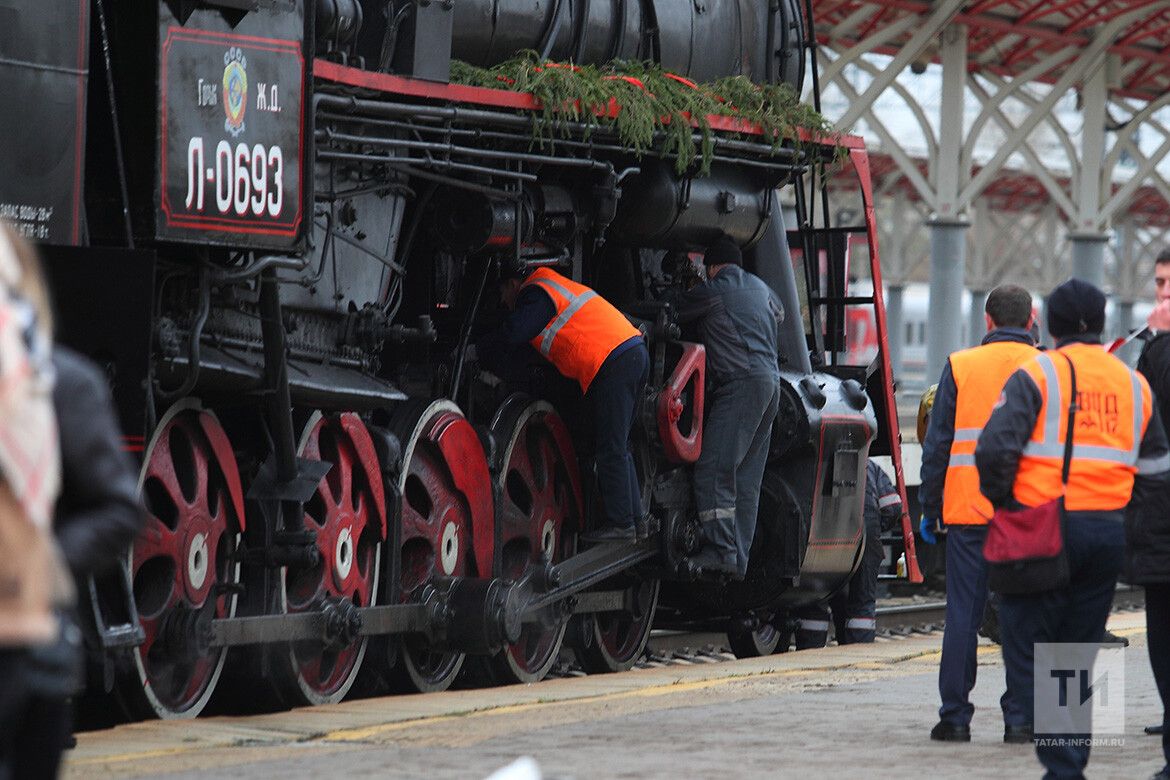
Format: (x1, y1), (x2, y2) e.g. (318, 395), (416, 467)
(3, 0), (918, 718)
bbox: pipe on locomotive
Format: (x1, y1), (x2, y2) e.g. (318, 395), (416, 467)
(319, 0), (807, 91)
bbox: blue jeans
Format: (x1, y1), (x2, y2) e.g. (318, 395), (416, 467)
(938, 525), (1027, 729)
(998, 512), (1125, 779)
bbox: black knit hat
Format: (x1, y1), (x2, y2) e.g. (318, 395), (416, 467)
(704, 235), (742, 267)
(1046, 278), (1106, 337)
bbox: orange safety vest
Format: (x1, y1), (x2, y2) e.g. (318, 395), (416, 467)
(1013, 343), (1155, 512)
(943, 340), (1038, 525)
(520, 268), (641, 392)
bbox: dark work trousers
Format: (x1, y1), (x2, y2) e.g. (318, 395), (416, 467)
(585, 343), (649, 529)
(0, 650), (71, 780)
(999, 514), (1125, 779)
(1146, 582), (1170, 775)
(835, 513), (884, 643)
(693, 375), (780, 577)
(794, 515), (883, 648)
(938, 525), (1027, 730)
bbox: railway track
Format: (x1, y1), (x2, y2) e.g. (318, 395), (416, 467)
(559, 587), (1148, 674)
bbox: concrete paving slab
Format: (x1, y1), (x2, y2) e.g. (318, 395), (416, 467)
(65, 611), (1163, 779)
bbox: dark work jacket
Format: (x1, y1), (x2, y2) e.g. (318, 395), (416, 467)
(975, 335), (1170, 521)
(669, 265), (783, 385)
(918, 327), (1034, 520)
(865, 460), (902, 534)
(52, 347), (144, 580)
(1127, 332), (1170, 583)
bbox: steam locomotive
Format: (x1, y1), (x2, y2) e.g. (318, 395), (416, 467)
(1, 0), (918, 718)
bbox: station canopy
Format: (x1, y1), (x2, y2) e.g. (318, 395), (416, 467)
(814, 1), (1170, 102)
(816, 1), (1170, 228)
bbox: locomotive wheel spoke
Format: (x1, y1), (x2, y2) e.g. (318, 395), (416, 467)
(573, 577), (660, 675)
(277, 411), (383, 706)
(489, 399), (581, 685)
(120, 403), (242, 720)
(391, 401), (492, 694)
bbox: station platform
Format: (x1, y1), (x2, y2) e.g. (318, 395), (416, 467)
(67, 610), (1162, 779)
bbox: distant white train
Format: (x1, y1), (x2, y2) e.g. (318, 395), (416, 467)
(847, 284), (1155, 388)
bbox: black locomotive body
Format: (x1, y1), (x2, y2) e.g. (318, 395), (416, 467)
(0, 0), (918, 718)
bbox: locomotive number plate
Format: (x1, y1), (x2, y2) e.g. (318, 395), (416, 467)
(158, 23), (304, 248)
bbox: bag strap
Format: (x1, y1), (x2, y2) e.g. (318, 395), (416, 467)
(1060, 352), (1078, 486)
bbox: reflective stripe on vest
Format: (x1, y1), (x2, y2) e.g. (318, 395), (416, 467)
(1013, 345), (1153, 511)
(942, 340), (1038, 524)
(521, 268), (640, 392)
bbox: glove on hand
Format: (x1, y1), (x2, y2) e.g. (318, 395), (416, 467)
(919, 516), (943, 545)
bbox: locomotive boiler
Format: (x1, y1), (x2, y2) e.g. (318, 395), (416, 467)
(0, 0), (919, 719)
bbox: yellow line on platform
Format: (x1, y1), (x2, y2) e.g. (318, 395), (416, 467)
(320, 655), (934, 743)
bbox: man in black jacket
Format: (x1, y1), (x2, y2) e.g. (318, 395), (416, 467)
(1130, 249), (1170, 780)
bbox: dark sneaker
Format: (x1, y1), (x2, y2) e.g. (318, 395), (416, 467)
(1004, 725), (1033, 744)
(1145, 724), (1165, 735)
(580, 525), (636, 544)
(930, 721), (971, 742)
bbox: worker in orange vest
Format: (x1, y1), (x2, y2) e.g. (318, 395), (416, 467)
(919, 284), (1037, 745)
(479, 263), (649, 542)
(976, 278), (1170, 778)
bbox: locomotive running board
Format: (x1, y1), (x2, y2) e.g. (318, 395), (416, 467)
(518, 538), (658, 619)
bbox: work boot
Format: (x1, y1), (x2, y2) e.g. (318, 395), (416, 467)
(688, 548), (737, 577)
(581, 524), (636, 544)
(636, 513), (659, 541)
(929, 721), (971, 742)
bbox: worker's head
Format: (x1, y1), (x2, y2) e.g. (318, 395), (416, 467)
(983, 284), (1033, 333)
(497, 261), (528, 310)
(1046, 278), (1106, 339)
(702, 235), (742, 279)
(1155, 249), (1170, 304)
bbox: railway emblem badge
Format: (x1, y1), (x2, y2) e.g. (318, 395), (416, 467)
(222, 48), (248, 137)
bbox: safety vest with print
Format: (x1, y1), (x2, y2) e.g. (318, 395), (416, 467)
(944, 340), (1038, 524)
(1013, 343), (1157, 512)
(520, 268), (641, 392)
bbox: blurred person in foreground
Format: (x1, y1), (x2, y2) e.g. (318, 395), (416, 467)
(0, 222), (66, 778)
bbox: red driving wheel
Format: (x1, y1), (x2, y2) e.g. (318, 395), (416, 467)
(277, 411), (384, 706)
(489, 398), (581, 684)
(121, 402), (244, 719)
(394, 400), (493, 693)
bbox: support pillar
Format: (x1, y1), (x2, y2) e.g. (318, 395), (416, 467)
(886, 285), (905, 379)
(925, 25), (969, 383)
(926, 217), (969, 383)
(1070, 53), (1108, 290)
(968, 289), (987, 347)
(1069, 233), (1109, 289)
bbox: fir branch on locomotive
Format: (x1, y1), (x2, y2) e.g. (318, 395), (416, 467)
(0, 0), (918, 719)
